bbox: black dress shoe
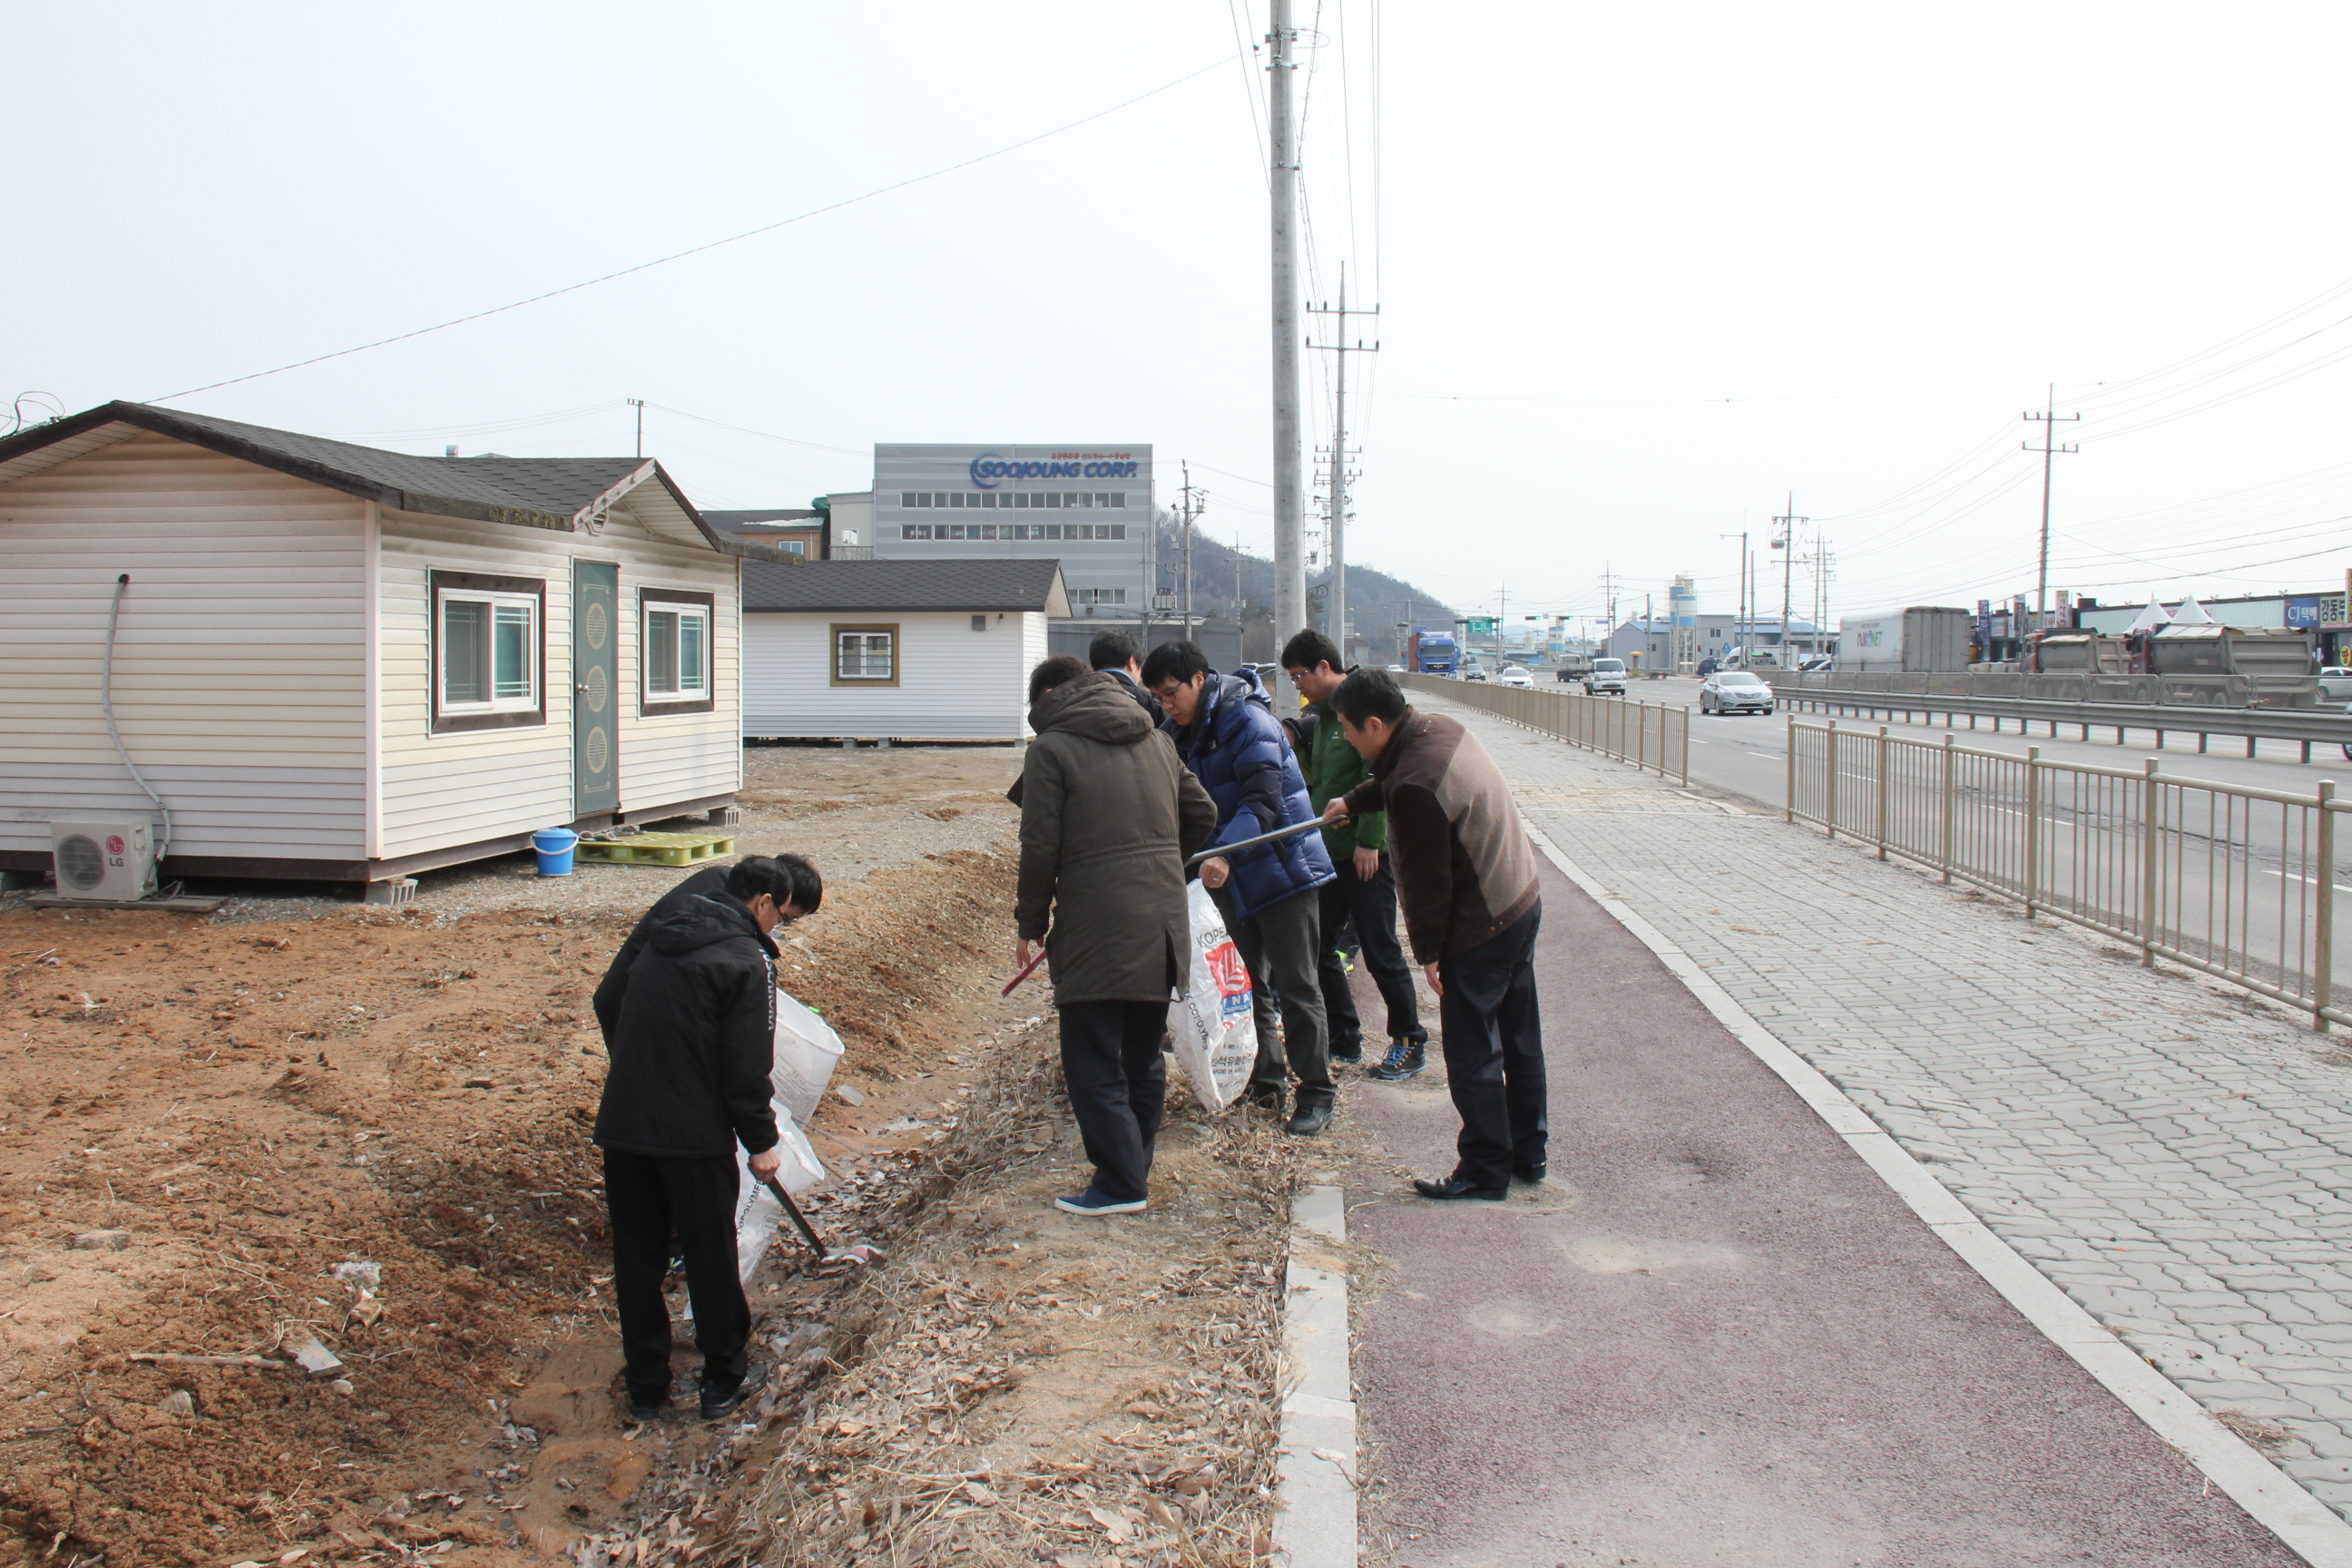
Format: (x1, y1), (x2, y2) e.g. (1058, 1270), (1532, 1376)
(1412, 1175), (1506, 1201)
(624, 1391), (668, 1423)
(699, 1363), (768, 1422)
(1285, 1102), (1333, 1136)
(1513, 1161), (1547, 1184)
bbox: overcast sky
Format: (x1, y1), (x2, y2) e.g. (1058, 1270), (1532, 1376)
(14, 2), (2352, 633)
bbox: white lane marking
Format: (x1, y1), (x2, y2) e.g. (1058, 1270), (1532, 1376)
(1743, 752), (1779, 760)
(1516, 817), (2352, 1568)
(2252, 867), (2352, 895)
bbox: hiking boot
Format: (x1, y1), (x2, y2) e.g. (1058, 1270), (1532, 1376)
(1367, 1040), (1425, 1081)
(699, 1364), (768, 1422)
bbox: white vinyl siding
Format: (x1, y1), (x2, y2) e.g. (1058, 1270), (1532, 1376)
(743, 609), (1039, 740)
(377, 505), (739, 858)
(0, 431), (368, 861)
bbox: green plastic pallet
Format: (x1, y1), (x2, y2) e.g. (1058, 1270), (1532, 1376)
(574, 831), (738, 867)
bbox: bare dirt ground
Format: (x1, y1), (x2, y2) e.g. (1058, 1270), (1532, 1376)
(0, 744), (1299, 1568)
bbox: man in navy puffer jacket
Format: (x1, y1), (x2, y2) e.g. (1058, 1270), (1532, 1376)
(1143, 642), (1338, 1133)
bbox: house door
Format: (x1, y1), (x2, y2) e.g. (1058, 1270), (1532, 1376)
(573, 562), (619, 818)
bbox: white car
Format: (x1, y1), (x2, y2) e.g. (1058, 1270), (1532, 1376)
(1498, 666), (1534, 688)
(2319, 666), (2352, 701)
(1460, 664), (1489, 682)
(1583, 658), (1628, 696)
(1700, 669), (1776, 715)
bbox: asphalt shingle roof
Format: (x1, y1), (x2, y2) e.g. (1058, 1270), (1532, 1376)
(742, 557), (1066, 613)
(0, 403), (792, 560)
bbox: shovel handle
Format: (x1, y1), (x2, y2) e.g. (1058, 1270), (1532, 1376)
(762, 1173), (833, 1260)
(1002, 944), (1050, 996)
(1186, 814), (1344, 868)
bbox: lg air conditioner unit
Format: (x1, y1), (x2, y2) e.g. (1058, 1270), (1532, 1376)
(50, 818), (158, 901)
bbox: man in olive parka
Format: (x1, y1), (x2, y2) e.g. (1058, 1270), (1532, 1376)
(1015, 657), (1219, 1215)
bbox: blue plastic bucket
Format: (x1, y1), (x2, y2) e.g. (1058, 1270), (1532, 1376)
(532, 828), (580, 877)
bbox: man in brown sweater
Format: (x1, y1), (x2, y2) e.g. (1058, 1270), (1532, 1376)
(1321, 668), (1547, 1200)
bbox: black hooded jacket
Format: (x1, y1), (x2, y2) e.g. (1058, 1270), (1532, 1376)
(592, 886), (780, 1161)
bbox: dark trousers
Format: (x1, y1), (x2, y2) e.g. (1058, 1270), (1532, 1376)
(1436, 900), (1548, 1188)
(1317, 852), (1426, 1054)
(603, 1147), (750, 1405)
(1059, 999), (1171, 1202)
(1218, 885), (1334, 1110)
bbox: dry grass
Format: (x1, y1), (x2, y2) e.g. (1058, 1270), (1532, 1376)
(728, 1030), (1305, 1568)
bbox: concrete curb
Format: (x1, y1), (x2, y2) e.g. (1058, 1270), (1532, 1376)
(1273, 1183), (1357, 1568)
(1521, 818), (2352, 1568)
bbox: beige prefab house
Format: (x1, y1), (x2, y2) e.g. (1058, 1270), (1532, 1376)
(740, 558), (1069, 742)
(0, 401), (782, 890)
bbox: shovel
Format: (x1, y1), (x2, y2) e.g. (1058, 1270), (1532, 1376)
(1185, 813), (1344, 868)
(761, 1174), (883, 1273)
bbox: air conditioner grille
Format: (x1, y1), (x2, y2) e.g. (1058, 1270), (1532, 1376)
(55, 834), (105, 891)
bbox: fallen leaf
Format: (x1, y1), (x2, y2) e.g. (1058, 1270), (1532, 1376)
(1088, 1506), (1134, 1544)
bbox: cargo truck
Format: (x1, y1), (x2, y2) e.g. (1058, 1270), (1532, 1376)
(1407, 628), (1458, 675)
(1838, 606), (1972, 673)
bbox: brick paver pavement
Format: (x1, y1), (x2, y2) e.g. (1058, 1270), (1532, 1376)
(1416, 690), (2352, 1520)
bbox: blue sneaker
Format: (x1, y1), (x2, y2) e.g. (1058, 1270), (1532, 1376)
(1054, 1187), (1147, 1216)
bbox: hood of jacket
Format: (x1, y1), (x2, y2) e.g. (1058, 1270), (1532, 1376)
(1180, 668), (1267, 753)
(647, 891), (777, 959)
(1030, 671), (1158, 746)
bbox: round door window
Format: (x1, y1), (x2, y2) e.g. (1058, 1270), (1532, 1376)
(584, 600), (609, 650)
(585, 726), (610, 774)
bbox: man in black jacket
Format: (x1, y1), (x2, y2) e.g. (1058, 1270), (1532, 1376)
(593, 854), (820, 1422)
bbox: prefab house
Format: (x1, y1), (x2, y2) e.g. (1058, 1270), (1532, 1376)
(0, 401), (782, 894)
(740, 559), (1069, 742)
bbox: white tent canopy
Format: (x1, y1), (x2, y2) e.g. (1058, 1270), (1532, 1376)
(2124, 599), (2172, 634)
(2166, 593), (2218, 627)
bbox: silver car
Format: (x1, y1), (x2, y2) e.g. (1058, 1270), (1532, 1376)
(1700, 670), (1776, 715)
(2319, 666), (2352, 701)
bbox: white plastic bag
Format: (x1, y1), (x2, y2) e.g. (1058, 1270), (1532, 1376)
(730, 1104), (828, 1282)
(1168, 881), (1259, 1112)
(771, 988), (846, 1126)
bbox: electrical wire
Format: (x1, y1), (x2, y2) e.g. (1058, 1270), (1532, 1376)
(1225, 0), (1269, 177)
(645, 404), (867, 457)
(144, 54), (1240, 406)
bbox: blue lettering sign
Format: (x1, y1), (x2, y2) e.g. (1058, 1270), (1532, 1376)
(968, 453), (1140, 488)
(2288, 597), (2321, 629)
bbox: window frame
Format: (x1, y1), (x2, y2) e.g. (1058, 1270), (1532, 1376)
(430, 570), (546, 734)
(640, 587), (717, 716)
(831, 622), (901, 688)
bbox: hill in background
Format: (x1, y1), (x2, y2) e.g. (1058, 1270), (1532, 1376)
(1152, 517), (1457, 664)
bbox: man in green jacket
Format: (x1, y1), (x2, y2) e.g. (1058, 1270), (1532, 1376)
(1281, 631), (1429, 1079)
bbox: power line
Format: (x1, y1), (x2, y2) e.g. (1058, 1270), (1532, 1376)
(145, 54), (1239, 405)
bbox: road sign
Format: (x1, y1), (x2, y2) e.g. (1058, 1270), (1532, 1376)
(1463, 617), (1497, 633)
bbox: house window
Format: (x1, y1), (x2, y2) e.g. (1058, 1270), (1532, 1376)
(642, 588), (716, 715)
(832, 623), (899, 687)
(781, 539), (807, 555)
(431, 571), (545, 734)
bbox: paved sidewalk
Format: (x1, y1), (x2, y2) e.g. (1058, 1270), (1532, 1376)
(1422, 689), (2352, 1524)
(1346, 856), (2295, 1565)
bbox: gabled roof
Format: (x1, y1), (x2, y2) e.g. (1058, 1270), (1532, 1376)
(742, 557), (1071, 616)
(705, 508), (822, 530)
(0, 400), (791, 560)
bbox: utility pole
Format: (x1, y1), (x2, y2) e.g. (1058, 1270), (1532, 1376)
(1309, 266), (1379, 659)
(1496, 584), (1509, 667)
(2024, 383), (2081, 628)
(627, 397), (645, 459)
(1772, 495), (1807, 665)
(1720, 531), (1747, 664)
(1179, 462), (1201, 639)
(1266, 0), (1306, 701)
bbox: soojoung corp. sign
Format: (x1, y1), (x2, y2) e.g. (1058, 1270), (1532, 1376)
(967, 453), (1142, 487)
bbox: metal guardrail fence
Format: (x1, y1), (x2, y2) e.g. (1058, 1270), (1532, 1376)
(1771, 681), (2352, 761)
(1398, 671), (1690, 784)
(1788, 718), (2346, 1029)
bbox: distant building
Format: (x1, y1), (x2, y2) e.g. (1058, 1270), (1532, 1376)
(1606, 614), (1833, 666)
(868, 444), (1150, 620)
(704, 508), (825, 559)
(2074, 589), (2345, 634)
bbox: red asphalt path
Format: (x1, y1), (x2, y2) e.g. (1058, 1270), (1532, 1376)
(1344, 858), (2300, 1568)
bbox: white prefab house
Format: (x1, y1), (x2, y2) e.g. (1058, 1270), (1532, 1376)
(741, 559), (1069, 741)
(0, 401), (786, 889)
